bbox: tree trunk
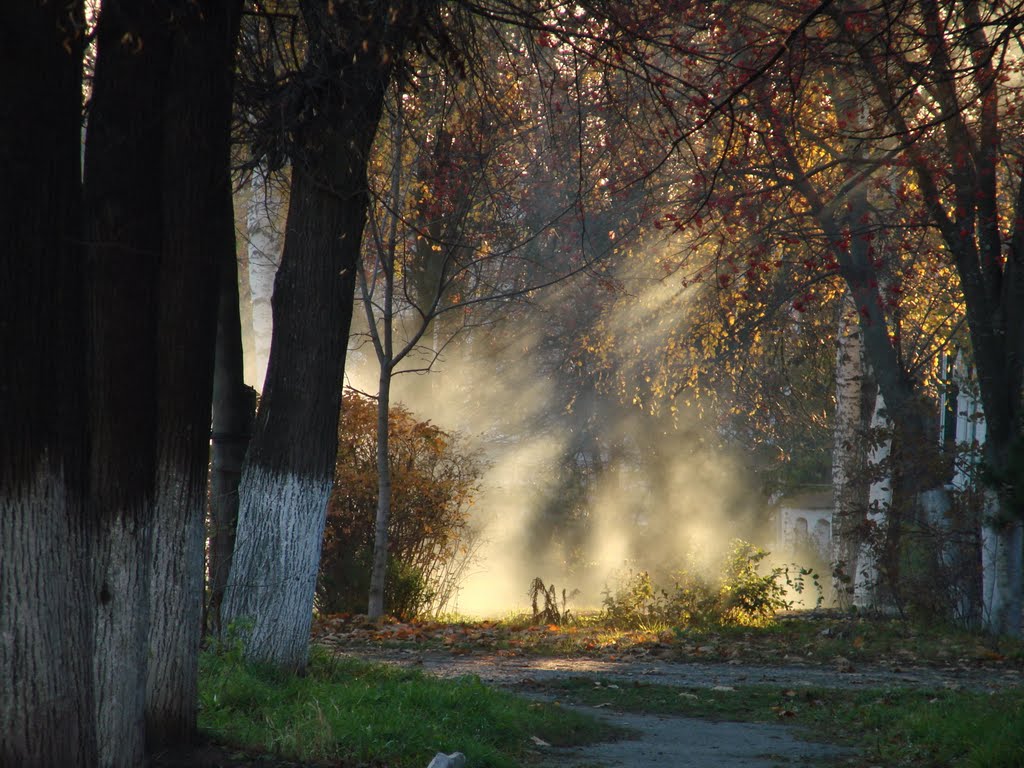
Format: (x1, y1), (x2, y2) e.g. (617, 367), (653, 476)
(854, 391), (891, 609)
(830, 293), (868, 608)
(982, 512), (1023, 637)
(0, 4), (94, 764)
(209, 226), (257, 637)
(246, 163), (285, 392)
(224, 123), (380, 670)
(146, 2), (242, 748)
(222, 0), (403, 668)
(83, 4), (173, 762)
(368, 369), (394, 619)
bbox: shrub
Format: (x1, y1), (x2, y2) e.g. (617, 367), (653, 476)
(601, 540), (794, 630)
(317, 389), (483, 619)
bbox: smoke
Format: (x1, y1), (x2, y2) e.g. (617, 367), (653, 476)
(343, 251), (776, 619)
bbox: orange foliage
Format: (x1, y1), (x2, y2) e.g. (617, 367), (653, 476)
(317, 389), (483, 618)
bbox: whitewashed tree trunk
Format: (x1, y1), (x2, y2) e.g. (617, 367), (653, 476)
(854, 391), (891, 608)
(246, 163), (284, 392)
(146, 8), (241, 745)
(147, 462), (205, 743)
(84, 5), (173, 759)
(1, 5), (97, 760)
(224, 19), (390, 664)
(223, 468), (333, 666)
(92, 518), (151, 767)
(831, 293), (867, 608)
(2, 463), (96, 767)
(982, 491), (1024, 635)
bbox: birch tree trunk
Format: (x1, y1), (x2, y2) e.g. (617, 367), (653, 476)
(0, 5), (94, 763)
(982, 495), (1024, 636)
(830, 293), (869, 608)
(246, 163), (284, 392)
(854, 391), (891, 608)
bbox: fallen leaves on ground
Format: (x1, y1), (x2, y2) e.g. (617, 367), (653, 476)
(310, 612), (1024, 672)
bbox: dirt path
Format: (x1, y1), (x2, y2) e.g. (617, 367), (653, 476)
(336, 648), (1022, 768)
(339, 646), (1022, 692)
(535, 709), (854, 768)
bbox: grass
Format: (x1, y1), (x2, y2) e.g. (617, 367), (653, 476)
(198, 644), (614, 768)
(305, 610), (1024, 766)
(540, 676), (1024, 767)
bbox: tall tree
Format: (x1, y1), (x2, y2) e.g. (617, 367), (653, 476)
(146, 1), (243, 748)
(756, 0), (1024, 633)
(2, 1), (242, 762)
(658, 0), (1014, 626)
(1, 2), (93, 764)
(223, 0), (427, 669)
(83, 3), (173, 760)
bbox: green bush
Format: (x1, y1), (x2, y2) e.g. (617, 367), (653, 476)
(601, 540), (794, 630)
(316, 546), (434, 620)
(718, 540), (790, 624)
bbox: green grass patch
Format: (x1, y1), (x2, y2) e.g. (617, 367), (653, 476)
(540, 676), (1024, 767)
(198, 646), (612, 768)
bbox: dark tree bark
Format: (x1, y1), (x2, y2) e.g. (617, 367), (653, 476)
(0, 3), (95, 766)
(146, 0), (243, 749)
(223, 0), (416, 669)
(83, 2), (174, 762)
(3, 0), (242, 761)
(223, 123), (378, 669)
(208, 212), (257, 638)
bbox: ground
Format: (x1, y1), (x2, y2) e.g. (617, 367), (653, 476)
(157, 612), (1024, 767)
(325, 644), (1018, 768)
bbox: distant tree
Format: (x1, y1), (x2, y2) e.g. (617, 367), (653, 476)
(687, 0), (1024, 633)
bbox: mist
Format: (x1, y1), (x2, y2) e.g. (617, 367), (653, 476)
(342, 244), (787, 618)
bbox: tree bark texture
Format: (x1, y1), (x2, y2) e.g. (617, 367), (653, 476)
(209, 224), (257, 637)
(368, 369), (394, 619)
(0, 4), (94, 764)
(83, 3), (174, 762)
(224, 1), (404, 667)
(223, 145), (368, 668)
(146, 1), (242, 749)
(830, 294), (869, 608)
(3, 1), (240, 761)
(982, 499), (1023, 636)
(854, 391), (891, 609)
